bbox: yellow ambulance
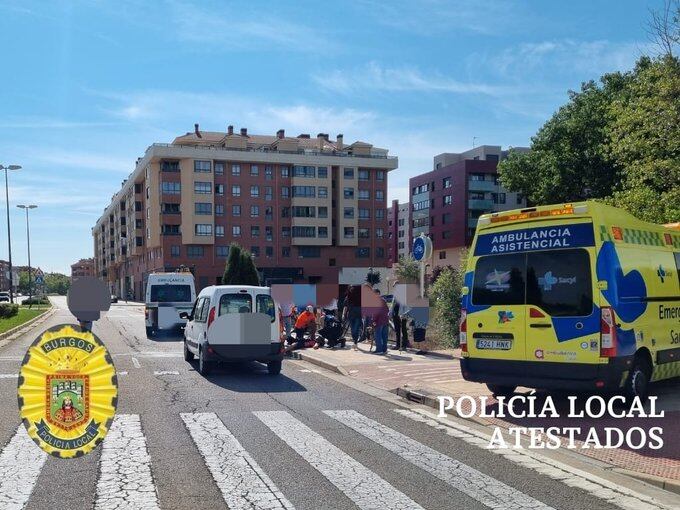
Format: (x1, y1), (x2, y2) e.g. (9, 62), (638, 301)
(460, 201), (680, 398)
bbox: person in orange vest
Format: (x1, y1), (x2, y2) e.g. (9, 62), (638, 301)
(285, 305), (317, 352)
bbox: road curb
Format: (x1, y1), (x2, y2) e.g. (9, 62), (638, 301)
(612, 468), (680, 496)
(0, 306), (54, 344)
(386, 341), (459, 360)
(291, 351), (350, 376)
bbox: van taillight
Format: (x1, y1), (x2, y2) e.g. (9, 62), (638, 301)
(459, 309), (468, 353)
(207, 307), (216, 328)
(600, 307), (617, 357)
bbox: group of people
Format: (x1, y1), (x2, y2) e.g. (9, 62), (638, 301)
(279, 283), (420, 356)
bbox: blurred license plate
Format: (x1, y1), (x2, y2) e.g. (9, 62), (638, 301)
(476, 339), (511, 350)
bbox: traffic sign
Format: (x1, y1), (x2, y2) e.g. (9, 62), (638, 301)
(35, 275), (44, 285)
(412, 235), (432, 261)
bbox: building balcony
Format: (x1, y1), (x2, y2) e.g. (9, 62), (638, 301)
(468, 199), (494, 210)
(468, 179), (497, 192)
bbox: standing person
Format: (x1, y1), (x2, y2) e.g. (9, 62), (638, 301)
(391, 296), (409, 351)
(343, 285), (363, 351)
(371, 290), (389, 354)
(280, 301), (295, 339)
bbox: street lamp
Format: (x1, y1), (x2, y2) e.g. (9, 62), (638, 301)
(17, 205), (37, 302)
(0, 164), (21, 301)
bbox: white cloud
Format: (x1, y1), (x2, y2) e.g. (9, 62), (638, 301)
(0, 116), (118, 129)
(314, 62), (515, 97)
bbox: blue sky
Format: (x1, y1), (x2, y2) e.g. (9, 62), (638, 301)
(0, 0), (658, 273)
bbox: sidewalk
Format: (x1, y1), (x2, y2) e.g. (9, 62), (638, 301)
(293, 342), (680, 486)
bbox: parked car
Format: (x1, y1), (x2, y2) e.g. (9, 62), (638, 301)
(181, 285), (283, 376)
(0, 292), (10, 302)
(110, 295), (119, 303)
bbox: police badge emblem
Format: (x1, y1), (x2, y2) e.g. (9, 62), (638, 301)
(17, 324), (117, 458)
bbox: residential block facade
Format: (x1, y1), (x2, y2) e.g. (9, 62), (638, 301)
(409, 145), (527, 268)
(71, 258), (95, 278)
(92, 125), (397, 299)
(387, 200), (410, 266)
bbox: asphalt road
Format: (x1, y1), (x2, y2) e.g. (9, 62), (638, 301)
(0, 297), (675, 510)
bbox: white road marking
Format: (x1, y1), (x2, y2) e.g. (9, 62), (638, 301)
(396, 408), (675, 510)
(131, 357), (141, 368)
(255, 410), (423, 510)
(117, 371), (128, 376)
(114, 352), (183, 358)
(153, 370), (179, 376)
(0, 426), (48, 510)
(0, 356), (22, 361)
(0, 374), (18, 379)
(181, 413), (294, 510)
(326, 410), (552, 510)
(95, 414), (160, 510)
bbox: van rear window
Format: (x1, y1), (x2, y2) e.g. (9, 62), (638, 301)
(149, 284), (192, 303)
(472, 249), (593, 316)
(219, 294), (252, 315)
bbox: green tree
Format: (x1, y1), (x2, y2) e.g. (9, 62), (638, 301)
(223, 243), (260, 286)
(17, 271), (30, 295)
(44, 273), (70, 295)
(429, 249), (467, 348)
(394, 255), (419, 283)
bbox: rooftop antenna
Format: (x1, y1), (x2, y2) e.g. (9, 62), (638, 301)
(472, 136), (478, 148)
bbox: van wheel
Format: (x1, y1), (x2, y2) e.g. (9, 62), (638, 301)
(624, 357), (651, 401)
(183, 338), (194, 362)
(487, 384), (516, 397)
(198, 346), (212, 376)
(146, 327), (154, 338)
(267, 360), (282, 375)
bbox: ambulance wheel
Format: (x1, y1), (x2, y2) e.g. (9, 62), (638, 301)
(624, 357), (651, 401)
(198, 346), (213, 376)
(183, 338), (194, 362)
(146, 327), (154, 338)
(267, 360), (282, 375)
(487, 384), (516, 397)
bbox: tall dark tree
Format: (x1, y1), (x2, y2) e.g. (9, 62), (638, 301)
(223, 244), (243, 284)
(238, 250), (261, 286)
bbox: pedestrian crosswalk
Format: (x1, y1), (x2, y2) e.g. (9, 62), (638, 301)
(0, 409), (673, 510)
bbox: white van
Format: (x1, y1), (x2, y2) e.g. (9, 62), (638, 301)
(181, 285), (283, 376)
(145, 272), (196, 337)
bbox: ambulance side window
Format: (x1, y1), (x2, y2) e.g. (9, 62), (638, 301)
(675, 253), (680, 287)
(472, 253), (526, 306)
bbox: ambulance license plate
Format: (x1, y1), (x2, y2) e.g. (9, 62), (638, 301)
(476, 339), (512, 350)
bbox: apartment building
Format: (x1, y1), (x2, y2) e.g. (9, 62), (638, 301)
(409, 145), (527, 268)
(71, 258), (94, 278)
(387, 200), (410, 266)
(92, 125), (397, 299)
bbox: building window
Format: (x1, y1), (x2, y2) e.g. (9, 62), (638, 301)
(251, 226), (260, 237)
(281, 165), (289, 178)
(161, 224), (180, 235)
(281, 206), (290, 218)
(292, 226), (316, 238)
(318, 186), (328, 198)
(216, 245), (229, 257)
(232, 164), (241, 176)
(318, 206), (328, 218)
(442, 213), (452, 224)
(398, 241), (405, 249)
(376, 170), (385, 181)
(376, 227), (384, 238)
(318, 226), (328, 238)
(195, 202), (212, 215)
(250, 205), (259, 217)
(281, 186), (290, 198)
(195, 224), (213, 236)
(470, 173), (485, 181)
(443, 195), (452, 205)
(344, 227), (355, 238)
(232, 205), (241, 217)
(215, 204), (224, 216)
(215, 184), (224, 196)
(318, 166), (328, 178)
(298, 246), (320, 258)
(162, 203), (180, 214)
(443, 177), (452, 188)
(265, 207), (273, 220)
(492, 192), (506, 204)
(344, 167), (355, 179)
(358, 227), (369, 238)
(344, 207), (354, 219)
(194, 160), (211, 173)
(195, 181), (212, 194)
(442, 230), (452, 239)
(161, 161), (180, 172)
(187, 246), (205, 258)
(486, 154), (499, 162)
(282, 246), (291, 257)
(265, 226), (273, 241)
(439, 250), (447, 259)
(293, 206), (315, 218)
(250, 165), (259, 176)
(375, 209), (385, 220)
(358, 208), (370, 219)
(355, 247), (370, 258)
(264, 186), (273, 201)
(250, 246), (260, 257)
(250, 185), (259, 198)
(215, 162), (224, 175)
(264, 165), (273, 180)
(292, 186), (315, 198)
(215, 225), (225, 237)
(413, 199), (429, 211)
(358, 189), (370, 200)
(232, 225), (241, 237)
(161, 181), (181, 195)
(517, 193), (524, 204)
(232, 185), (241, 197)
(376, 247), (385, 258)
(358, 169), (369, 181)
(171, 245), (180, 257)
(344, 187), (354, 199)
(293, 166), (315, 178)
(376, 190), (384, 201)
(282, 227), (291, 237)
